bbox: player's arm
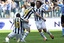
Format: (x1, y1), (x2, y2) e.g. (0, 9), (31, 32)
(21, 17), (29, 23)
(42, 6), (52, 12)
(33, 8), (46, 21)
(43, 9), (52, 12)
(23, 19), (29, 23)
(10, 19), (15, 29)
(53, 2), (63, 7)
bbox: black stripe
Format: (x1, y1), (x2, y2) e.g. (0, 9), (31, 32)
(38, 9), (40, 20)
(41, 10), (43, 17)
(18, 21), (19, 34)
(27, 11), (34, 19)
(24, 9), (33, 19)
(21, 20), (22, 33)
(18, 28), (19, 34)
(35, 9), (44, 21)
(15, 19), (16, 33)
(15, 28), (16, 33)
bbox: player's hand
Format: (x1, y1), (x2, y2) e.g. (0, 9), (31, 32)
(42, 18), (46, 22)
(44, 19), (46, 22)
(23, 19), (29, 23)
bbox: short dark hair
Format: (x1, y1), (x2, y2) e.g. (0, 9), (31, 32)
(16, 13), (20, 17)
(30, 2), (35, 7)
(52, 0), (57, 2)
(36, 1), (43, 6)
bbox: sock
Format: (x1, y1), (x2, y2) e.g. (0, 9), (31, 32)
(62, 27), (64, 36)
(22, 31), (29, 40)
(17, 34), (23, 42)
(20, 34), (23, 40)
(46, 30), (52, 35)
(5, 37), (9, 42)
(16, 35), (18, 40)
(40, 32), (47, 39)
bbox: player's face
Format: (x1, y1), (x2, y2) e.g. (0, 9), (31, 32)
(36, 2), (41, 8)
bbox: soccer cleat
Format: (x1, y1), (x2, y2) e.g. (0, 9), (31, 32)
(21, 39), (26, 42)
(5, 37), (9, 43)
(50, 35), (54, 39)
(17, 38), (20, 43)
(44, 38), (47, 41)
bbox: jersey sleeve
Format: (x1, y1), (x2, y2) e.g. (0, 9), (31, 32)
(58, 4), (63, 7)
(32, 8), (36, 13)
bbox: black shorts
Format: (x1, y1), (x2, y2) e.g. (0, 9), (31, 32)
(61, 15), (64, 24)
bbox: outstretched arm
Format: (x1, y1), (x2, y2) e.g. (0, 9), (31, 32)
(21, 17), (29, 23)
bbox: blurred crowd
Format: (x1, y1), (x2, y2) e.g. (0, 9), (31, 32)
(0, 0), (63, 18)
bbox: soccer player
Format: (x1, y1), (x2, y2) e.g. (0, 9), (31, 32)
(54, 0), (64, 36)
(5, 13), (28, 43)
(34, 1), (54, 41)
(20, 2), (46, 42)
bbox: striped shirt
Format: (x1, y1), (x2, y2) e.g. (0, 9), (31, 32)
(22, 6), (35, 19)
(13, 17), (23, 34)
(34, 7), (44, 21)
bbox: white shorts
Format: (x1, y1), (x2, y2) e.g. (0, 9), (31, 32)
(8, 28), (22, 38)
(22, 22), (30, 29)
(35, 20), (46, 29)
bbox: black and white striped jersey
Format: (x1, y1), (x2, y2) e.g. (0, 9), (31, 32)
(34, 6), (44, 21)
(13, 17), (23, 34)
(22, 6), (35, 20)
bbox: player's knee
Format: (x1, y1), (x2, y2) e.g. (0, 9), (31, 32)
(43, 29), (46, 32)
(26, 29), (30, 33)
(27, 30), (30, 33)
(23, 28), (25, 31)
(38, 29), (42, 32)
(29, 29), (30, 33)
(7, 36), (10, 39)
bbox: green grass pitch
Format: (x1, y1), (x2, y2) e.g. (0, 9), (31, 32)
(0, 31), (64, 43)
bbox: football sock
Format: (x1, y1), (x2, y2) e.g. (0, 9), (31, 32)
(22, 31), (29, 40)
(40, 32), (47, 39)
(46, 30), (52, 35)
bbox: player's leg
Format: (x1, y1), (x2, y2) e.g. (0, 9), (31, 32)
(17, 30), (23, 42)
(61, 15), (64, 36)
(43, 29), (54, 39)
(36, 21), (47, 41)
(16, 22), (25, 42)
(5, 31), (16, 42)
(17, 28), (25, 42)
(42, 20), (54, 39)
(21, 23), (30, 42)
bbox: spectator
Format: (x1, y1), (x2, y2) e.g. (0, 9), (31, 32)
(43, 2), (51, 17)
(11, 0), (17, 14)
(0, 2), (2, 18)
(56, 1), (62, 17)
(50, 2), (54, 17)
(4, 0), (11, 18)
(1, 0), (6, 18)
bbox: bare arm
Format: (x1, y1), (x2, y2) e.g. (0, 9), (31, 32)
(53, 1), (58, 6)
(21, 18), (29, 23)
(23, 19), (29, 23)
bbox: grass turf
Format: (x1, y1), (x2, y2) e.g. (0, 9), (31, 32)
(0, 31), (64, 43)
